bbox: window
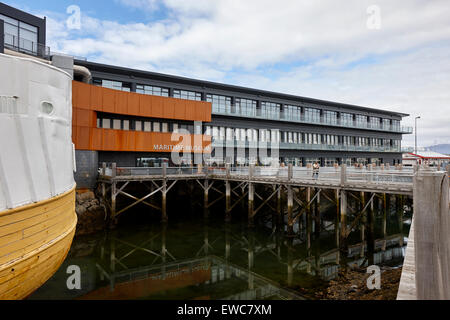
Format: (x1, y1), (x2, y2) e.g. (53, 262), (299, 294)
(153, 122), (160, 132)
(340, 113), (353, 126)
(136, 84), (169, 97)
(173, 89), (201, 101)
(102, 118), (111, 129)
(96, 79), (131, 92)
(369, 117), (380, 129)
(283, 105), (301, 121)
(123, 120), (129, 131)
(0, 14), (38, 54)
(206, 94), (231, 113)
(323, 110), (338, 125)
(135, 121), (142, 131)
(235, 98), (257, 117)
(355, 115), (368, 128)
(260, 102), (280, 119)
(113, 119), (121, 130)
(173, 123), (179, 133)
(161, 123), (168, 133)
(144, 121), (151, 132)
(382, 119), (390, 130)
(304, 107), (321, 123)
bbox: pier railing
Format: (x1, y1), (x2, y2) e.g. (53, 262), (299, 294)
(100, 164), (417, 184)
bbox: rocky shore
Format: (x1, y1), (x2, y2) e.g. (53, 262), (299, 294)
(75, 190), (108, 236)
(321, 267), (402, 300)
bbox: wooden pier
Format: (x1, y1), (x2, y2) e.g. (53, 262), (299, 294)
(97, 162), (450, 299)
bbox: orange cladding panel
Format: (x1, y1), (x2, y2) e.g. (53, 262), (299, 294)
(72, 81), (212, 151)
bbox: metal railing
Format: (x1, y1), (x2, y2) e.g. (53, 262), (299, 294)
(211, 104), (413, 134)
(3, 33), (50, 59)
(211, 140), (402, 153)
(99, 163), (428, 187)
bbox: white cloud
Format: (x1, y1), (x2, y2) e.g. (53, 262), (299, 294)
(40, 0), (450, 147)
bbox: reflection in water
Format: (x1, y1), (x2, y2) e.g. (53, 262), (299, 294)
(30, 201), (410, 300)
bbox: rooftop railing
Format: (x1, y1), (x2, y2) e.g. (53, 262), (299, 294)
(3, 33), (50, 59)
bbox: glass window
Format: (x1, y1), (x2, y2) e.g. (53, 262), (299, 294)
(153, 122), (160, 132)
(355, 115), (368, 128)
(260, 102), (280, 119)
(173, 89), (201, 101)
(162, 123), (168, 133)
(206, 94), (232, 114)
(283, 105), (301, 121)
(369, 117), (380, 129)
(235, 98), (257, 117)
(323, 110), (338, 125)
(98, 79), (131, 92)
(102, 118), (111, 129)
(173, 123), (179, 133)
(144, 121), (151, 132)
(135, 121), (142, 131)
(123, 120), (129, 131)
(304, 107), (321, 123)
(340, 112), (353, 126)
(136, 84), (169, 97)
(113, 119), (121, 130)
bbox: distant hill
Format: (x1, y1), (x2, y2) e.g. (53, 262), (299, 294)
(426, 144), (450, 155)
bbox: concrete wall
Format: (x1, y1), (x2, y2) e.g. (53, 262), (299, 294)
(51, 54), (74, 78)
(74, 150), (99, 190)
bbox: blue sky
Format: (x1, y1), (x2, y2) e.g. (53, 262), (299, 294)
(3, 0), (450, 147)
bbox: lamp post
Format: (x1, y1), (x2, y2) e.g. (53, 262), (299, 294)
(415, 116), (421, 155)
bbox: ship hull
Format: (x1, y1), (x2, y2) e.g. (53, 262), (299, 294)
(0, 186), (77, 300)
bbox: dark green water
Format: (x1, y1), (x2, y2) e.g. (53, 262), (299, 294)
(29, 195), (411, 300)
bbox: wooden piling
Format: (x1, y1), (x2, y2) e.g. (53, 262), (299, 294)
(340, 190), (347, 251)
(287, 185), (294, 235)
(203, 179), (209, 219)
(225, 180), (231, 222)
(248, 182), (254, 227)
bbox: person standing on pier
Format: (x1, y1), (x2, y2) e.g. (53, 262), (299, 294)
(313, 161), (320, 179)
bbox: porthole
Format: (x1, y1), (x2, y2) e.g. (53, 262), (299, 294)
(41, 101), (54, 115)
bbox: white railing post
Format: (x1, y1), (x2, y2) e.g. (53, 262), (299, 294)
(111, 163), (117, 178)
(226, 163), (231, 179)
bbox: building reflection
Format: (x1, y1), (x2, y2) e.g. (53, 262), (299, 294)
(75, 220), (405, 300)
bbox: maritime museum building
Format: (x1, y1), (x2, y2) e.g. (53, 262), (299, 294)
(0, 3), (413, 190)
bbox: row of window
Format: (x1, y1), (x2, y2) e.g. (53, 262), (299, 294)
(96, 117), (196, 134)
(93, 78), (401, 129)
(205, 125), (401, 147)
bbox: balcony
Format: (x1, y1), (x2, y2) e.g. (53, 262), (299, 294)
(211, 139), (401, 153)
(3, 33), (50, 59)
(211, 104), (412, 134)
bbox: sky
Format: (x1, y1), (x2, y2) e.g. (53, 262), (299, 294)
(4, 0), (450, 148)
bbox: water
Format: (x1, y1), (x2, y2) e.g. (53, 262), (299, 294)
(29, 194), (411, 300)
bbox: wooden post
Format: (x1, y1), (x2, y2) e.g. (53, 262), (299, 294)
(248, 182), (254, 227)
(102, 162), (106, 175)
(277, 186), (282, 228)
(367, 194), (375, 265)
(287, 185), (293, 235)
(340, 190), (347, 251)
(225, 180), (231, 222)
(204, 179), (209, 219)
(161, 163), (168, 223)
(340, 164), (347, 186)
(314, 189), (321, 237)
(306, 187), (311, 250)
(111, 181), (117, 224)
(360, 191), (366, 258)
(335, 189), (340, 248)
(414, 168), (450, 300)
(288, 163), (293, 181)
